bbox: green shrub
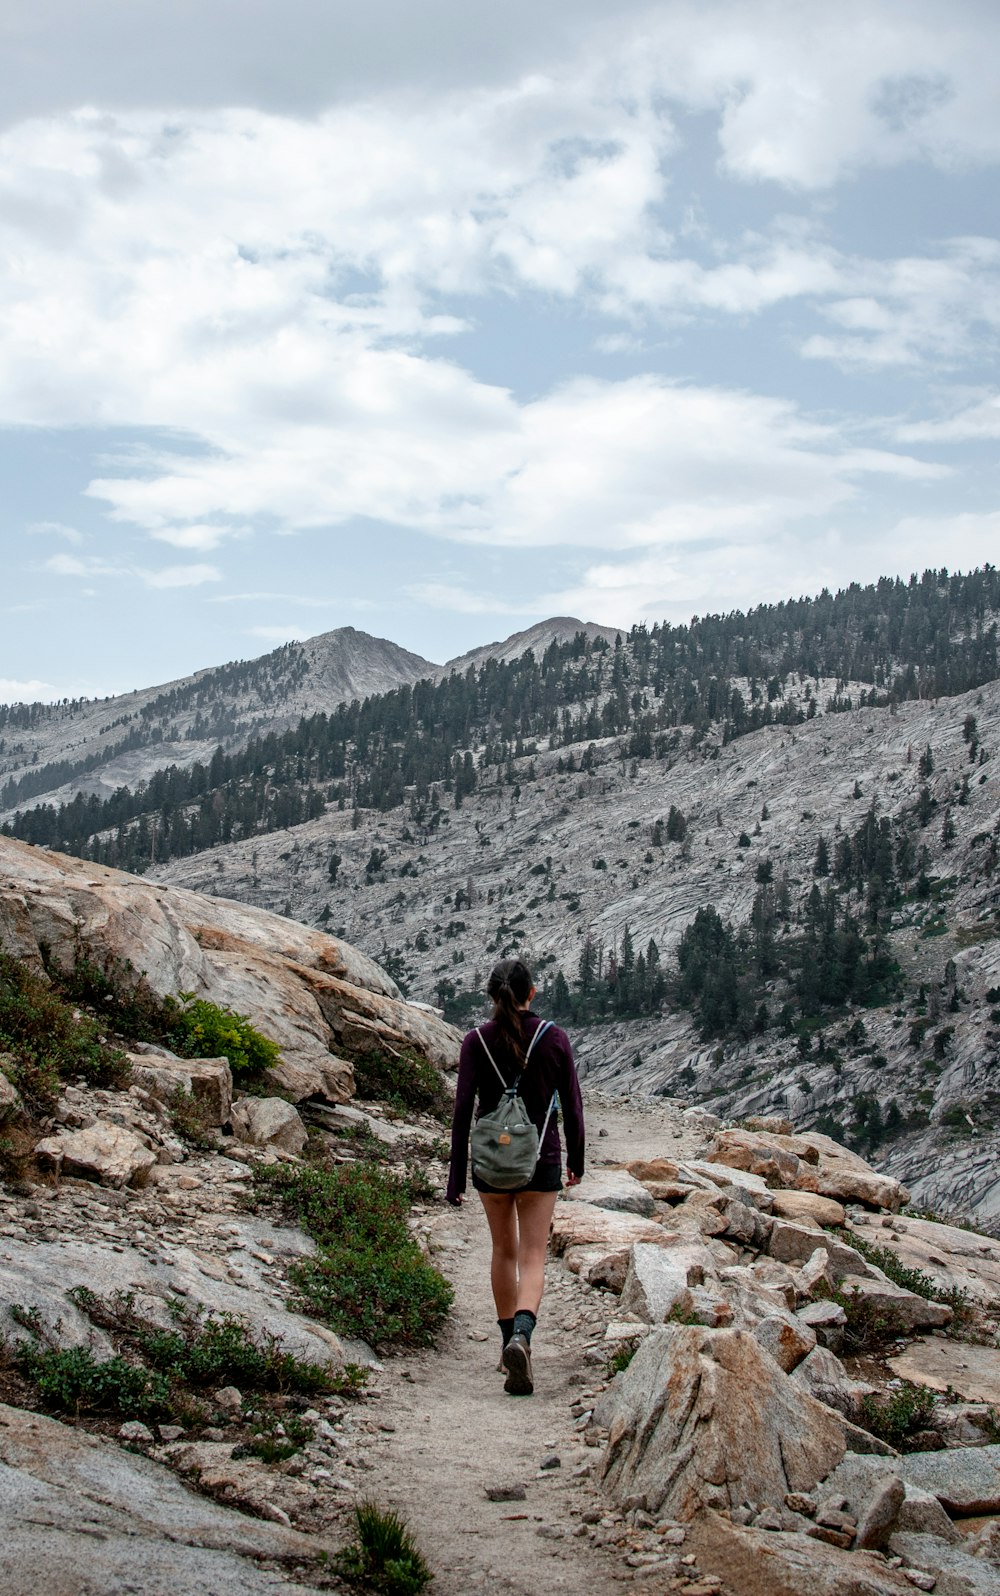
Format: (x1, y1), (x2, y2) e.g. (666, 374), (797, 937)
(48, 949), (281, 1082)
(252, 1161), (453, 1349)
(164, 994), (280, 1079)
(859, 1383), (936, 1450)
(0, 947), (131, 1111)
(837, 1228), (970, 1325)
(15, 1343), (171, 1420)
(336, 1500), (431, 1595)
(68, 1288), (339, 1395)
(830, 1286), (904, 1353)
(607, 1338), (640, 1375)
(349, 1044), (450, 1121)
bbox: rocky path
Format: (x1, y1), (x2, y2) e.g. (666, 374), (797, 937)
(357, 1093), (712, 1596)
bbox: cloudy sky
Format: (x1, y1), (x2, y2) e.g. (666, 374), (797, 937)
(3, 0), (1000, 701)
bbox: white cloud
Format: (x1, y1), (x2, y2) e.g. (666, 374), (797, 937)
(246, 623), (310, 640)
(0, 4), (996, 600)
(150, 523), (245, 551)
(44, 552), (122, 577)
(0, 676), (60, 703)
(141, 563), (221, 588)
(545, 507), (1000, 625)
(406, 583), (526, 615)
(896, 392), (1000, 442)
(26, 519), (82, 543)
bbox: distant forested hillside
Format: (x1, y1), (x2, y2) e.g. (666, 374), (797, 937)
(5, 565), (998, 873)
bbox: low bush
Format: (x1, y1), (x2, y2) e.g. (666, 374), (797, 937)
(165, 1086), (218, 1150)
(164, 994), (280, 1079)
(335, 1500), (431, 1595)
(859, 1383), (936, 1450)
(47, 948), (280, 1081)
(69, 1288), (338, 1395)
(0, 947), (131, 1112)
(13, 1342), (171, 1420)
(8, 1288), (362, 1434)
(836, 1228), (971, 1325)
(349, 1044), (450, 1121)
(830, 1286), (904, 1353)
(252, 1160), (453, 1348)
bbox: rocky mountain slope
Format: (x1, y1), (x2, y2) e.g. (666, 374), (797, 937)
(0, 617), (618, 823)
(0, 627), (436, 818)
(151, 672), (1000, 1227)
(1, 849), (999, 1593)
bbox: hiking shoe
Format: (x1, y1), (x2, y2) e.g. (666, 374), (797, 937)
(502, 1332), (533, 1396)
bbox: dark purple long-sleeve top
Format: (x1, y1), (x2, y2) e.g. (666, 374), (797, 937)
(446, 1011), (585, 1204)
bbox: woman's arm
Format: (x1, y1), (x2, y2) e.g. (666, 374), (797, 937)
(445, 1034), (479, 1204)
(556, 1029), (586, 1181)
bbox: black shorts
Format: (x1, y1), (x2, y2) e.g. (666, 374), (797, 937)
(472, 1162), (564, 1195)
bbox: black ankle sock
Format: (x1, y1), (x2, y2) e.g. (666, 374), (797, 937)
(498, 1316), (515, 1348)
(513, 1309), (537, 1344)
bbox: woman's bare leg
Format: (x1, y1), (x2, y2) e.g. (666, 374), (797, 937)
(512, 1190), (558, 1315)
(478, 1193), (518, 1317)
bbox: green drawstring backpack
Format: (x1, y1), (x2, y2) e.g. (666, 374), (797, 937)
(470, 1020), (556, 1190)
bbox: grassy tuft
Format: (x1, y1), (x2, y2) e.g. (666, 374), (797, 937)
(251, 1160), (453, 1348)
(859, 1383), (937, 1450)
(0, 946), (131, 1112)
(336, 1500), (431, 1595)
(349, 1044), (450, 1121)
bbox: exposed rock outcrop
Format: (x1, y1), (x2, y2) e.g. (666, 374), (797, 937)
(0, 836), (461, 1082)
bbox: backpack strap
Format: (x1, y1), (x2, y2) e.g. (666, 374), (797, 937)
(475, 1019), (554, 1090)
(474, 1027), (510, 1091)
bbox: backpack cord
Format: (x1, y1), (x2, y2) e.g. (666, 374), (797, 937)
(474, 1020), (557, 1141)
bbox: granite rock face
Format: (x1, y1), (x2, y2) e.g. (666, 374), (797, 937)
(34, 1122), (158, 1188)
(0, 836), (461, 1083)
(596, 1324), (846, 1519)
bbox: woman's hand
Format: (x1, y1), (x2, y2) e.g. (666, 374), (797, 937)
(565, 1171), (582, 1188)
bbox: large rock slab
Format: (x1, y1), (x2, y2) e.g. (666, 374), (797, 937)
(230, 1096), (307, 1154)
(707, 1128), (803, 1187)
(829, 1449), (1000, 1519)
(683, 1513), (914, 1596)
(0, 1226), (343, 1370)
(771, 1190), (846, 1227)
(550, 1201), (675, 1291)
(0, 1401), (331, 1596)
(887, 1533), (999, 1596)
(850, 1213), (1000, 1307)
(128, 1048), (233, 1125)
(888, 1336), (1000, 1405)
(897, 1443), (1000, 1514)
(619, 1241), (714, 1322)
(816, 1167), (910, 1211)
(0, 836), (460, 1084)
(838, 1275), (952, 1332)
(595, 1324), (846, 1518)
(565, 1168), (656, 1217)
(35, 1121), (158, 1188)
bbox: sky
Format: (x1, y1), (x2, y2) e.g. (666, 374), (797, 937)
(2, 0), (1000, 702)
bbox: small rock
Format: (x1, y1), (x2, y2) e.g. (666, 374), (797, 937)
(260, 1502), (292, 1526)
(536, 1525), (563, 1539)
(854, 1474), (905, 1551)
(902, 1573), (936, 1592)
(752, 1509), (783, 1531)
(157, 1424), (184, 1443)
(118, 1420), (154, 1443)
(214, 1385), (243, 1413)
(598, 1128), (609, 1137)
(807, 1524), (854, 1549)
(539, 1453), (561, 1471)
(485, 1482), (527, 1502)
(784, 1492), (816, 1517)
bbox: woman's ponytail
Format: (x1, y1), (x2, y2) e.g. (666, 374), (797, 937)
(486, 957), (534, 1068)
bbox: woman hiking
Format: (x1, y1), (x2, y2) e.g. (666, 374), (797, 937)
(446, 958), (585, 1395)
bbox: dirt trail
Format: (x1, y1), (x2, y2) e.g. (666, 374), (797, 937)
(358, 1092), (708, 1596)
